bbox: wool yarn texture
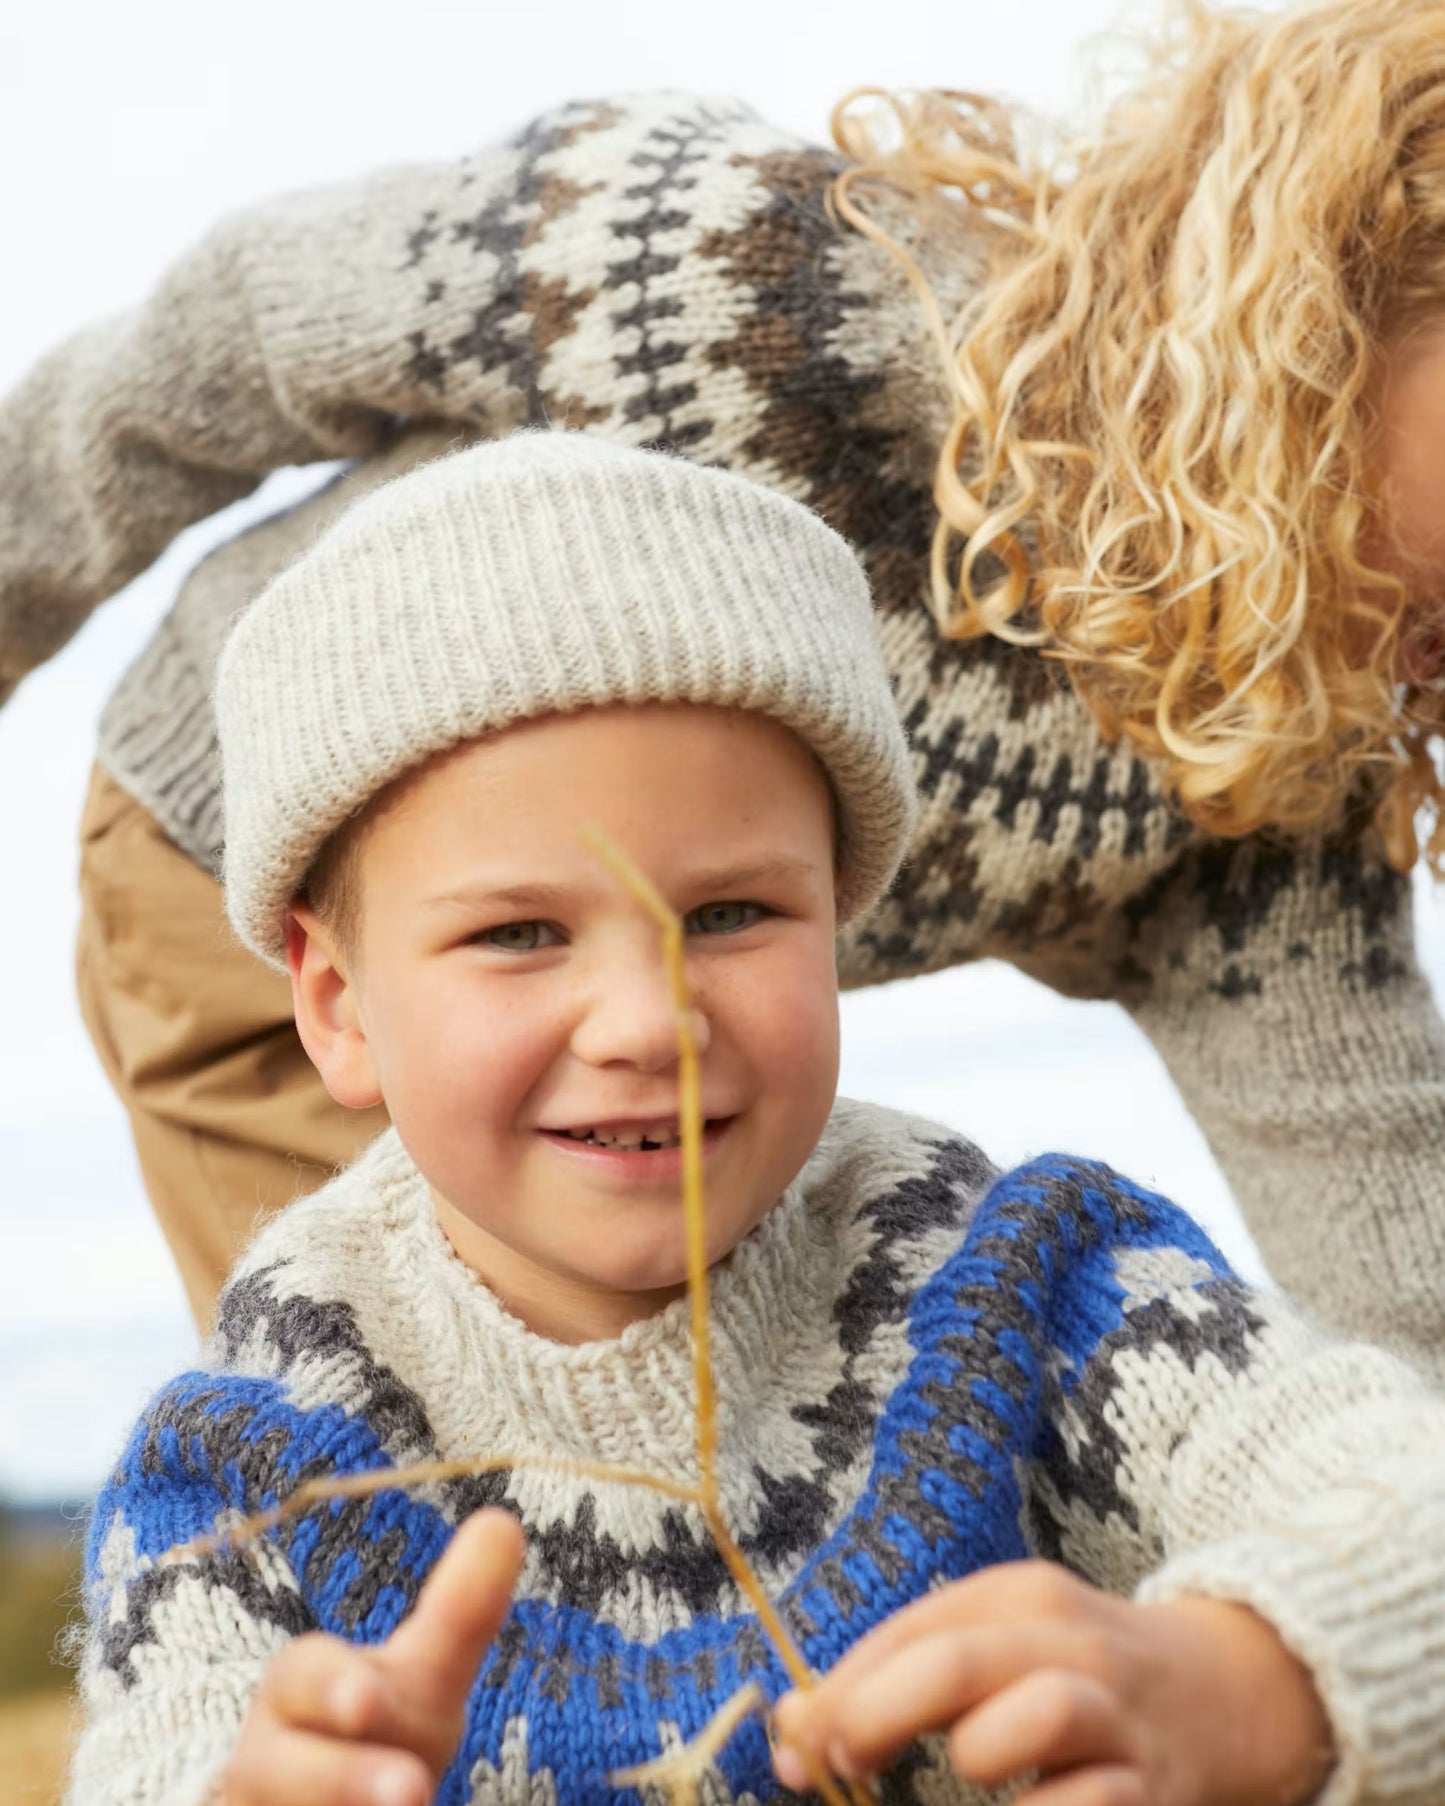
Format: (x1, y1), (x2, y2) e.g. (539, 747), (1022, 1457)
(66, 1101), (1445, 1806)
(215, 433), (914, 964)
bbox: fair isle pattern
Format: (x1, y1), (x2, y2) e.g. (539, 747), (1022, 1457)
(4, 94), (1445, 1368)
(67, 1103), (1445, 1806)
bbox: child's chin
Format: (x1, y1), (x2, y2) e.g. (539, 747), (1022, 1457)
(594, 1226), (757, 1300)
(583, 1236), (742, 1302)
(585, 1254), (691, 1299)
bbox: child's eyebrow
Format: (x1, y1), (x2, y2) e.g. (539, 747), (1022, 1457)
(675, 855), (822, 894)
(421, 857), (822, 915)
(421, 882), (574, 914)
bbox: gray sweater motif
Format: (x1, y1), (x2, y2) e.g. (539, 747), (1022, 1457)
(2, 95), (1444, 1371)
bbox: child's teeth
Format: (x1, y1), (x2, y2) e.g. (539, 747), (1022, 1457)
(570, 1123), (683, 1150)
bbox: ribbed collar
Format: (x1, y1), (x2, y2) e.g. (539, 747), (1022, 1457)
(316, 1124), (849, 1486)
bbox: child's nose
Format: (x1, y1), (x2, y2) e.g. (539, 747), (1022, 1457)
(570, 954), (711, 1072)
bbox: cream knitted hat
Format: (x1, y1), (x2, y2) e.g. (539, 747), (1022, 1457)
(216, 432), (916, 965)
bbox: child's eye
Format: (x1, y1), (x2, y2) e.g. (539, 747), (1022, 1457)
(685, 901), (763, 936)
(477, 920), (561, 953)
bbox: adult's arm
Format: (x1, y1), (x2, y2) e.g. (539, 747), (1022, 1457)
(1120, 830), (1445, 1379)
(1, 94), (779, 707)
(0, 177), (401, 706)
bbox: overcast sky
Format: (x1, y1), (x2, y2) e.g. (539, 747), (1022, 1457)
(6, 0), (1427, 1506)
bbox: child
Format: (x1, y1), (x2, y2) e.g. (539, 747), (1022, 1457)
(68, 434), (1445, 1806)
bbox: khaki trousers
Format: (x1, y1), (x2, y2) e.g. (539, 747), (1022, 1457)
(75, 765), (390, 1333)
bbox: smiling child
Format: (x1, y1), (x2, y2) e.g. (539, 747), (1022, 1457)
(288, 704), (843, 1345)
(66, 435), (1445, 1806)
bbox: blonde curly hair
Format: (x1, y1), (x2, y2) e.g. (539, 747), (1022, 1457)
(832, 0), (1445, 871)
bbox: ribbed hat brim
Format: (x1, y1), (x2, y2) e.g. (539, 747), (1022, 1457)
(216, 433), (916, 964)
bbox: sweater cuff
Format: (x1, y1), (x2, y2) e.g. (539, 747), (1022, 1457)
(1137, 1528), (1445, 1806)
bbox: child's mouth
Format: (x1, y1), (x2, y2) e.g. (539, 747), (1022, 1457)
(557, 1120), (686, 1151)
(538, 1116), (734, 1173)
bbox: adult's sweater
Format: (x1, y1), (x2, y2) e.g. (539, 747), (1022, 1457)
(2, 96), (1444, 1372)
(66, 1101), (1445, 1806)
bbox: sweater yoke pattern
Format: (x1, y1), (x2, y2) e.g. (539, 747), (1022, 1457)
(75, 1104), (1294, 1806)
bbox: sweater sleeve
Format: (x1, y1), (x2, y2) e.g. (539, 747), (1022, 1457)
(1018, 1159), (1445, 1806)
(0, 93), (724, 708)
(64, 1376), (318, 1806)
(1117, 828), (1445, 1386)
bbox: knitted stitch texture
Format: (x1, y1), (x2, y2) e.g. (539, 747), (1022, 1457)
(3, 96), (1445, 1372)
(66, 1100), (1445, 1806)
(214, 432), (915, 962)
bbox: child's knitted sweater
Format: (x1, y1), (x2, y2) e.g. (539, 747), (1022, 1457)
(2, 97), (1445, 1376)
(68, 1100), (1445, 1806)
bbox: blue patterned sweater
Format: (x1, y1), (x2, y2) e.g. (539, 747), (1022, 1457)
(67, 1100), (1445, 1806)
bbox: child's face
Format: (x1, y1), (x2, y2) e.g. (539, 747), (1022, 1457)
(289, 703), (841, 1343)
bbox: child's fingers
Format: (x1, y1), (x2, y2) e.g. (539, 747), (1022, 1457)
(1014, 1765), (1147, 1806)
(947, 1670), (1134, 1788)
(794, 1562), (1099, 1705)
(254, 1630), (438, 1755)
(377, 1508), (525, 1716)
(775, 1625), (1048, 1781)
(223, 1718), (431, 1806)
(256, 1633), (364, 1724)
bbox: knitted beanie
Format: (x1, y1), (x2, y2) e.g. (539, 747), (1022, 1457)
(216, 432), (916, 966)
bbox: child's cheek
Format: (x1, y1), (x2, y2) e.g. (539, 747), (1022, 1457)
(748, 945), (840, 1096)
(443, 985), (556, 1124)
(384, 971), (517, 1129)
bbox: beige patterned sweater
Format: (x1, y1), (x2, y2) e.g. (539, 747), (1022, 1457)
(2, 94), (1444, 1374)
(65, 1103), (1445, 1805)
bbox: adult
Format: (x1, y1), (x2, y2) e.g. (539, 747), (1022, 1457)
(2, 0), (1444, 1372)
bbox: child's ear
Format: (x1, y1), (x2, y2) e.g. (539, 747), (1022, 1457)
(285, 902), (383, 1111)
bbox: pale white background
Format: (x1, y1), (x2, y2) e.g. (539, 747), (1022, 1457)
(3, 0), (1434, 1505)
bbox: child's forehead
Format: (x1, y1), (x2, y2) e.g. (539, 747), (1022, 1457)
(388, 703), (825, 806)
(357, 703), (838, 886)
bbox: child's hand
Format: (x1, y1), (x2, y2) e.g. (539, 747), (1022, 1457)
(771, 1561), (1334, 1806)
(220, 1507), (525, 1806)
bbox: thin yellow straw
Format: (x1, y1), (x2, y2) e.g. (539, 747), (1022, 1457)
(581, 828), (717, 1494)
(581, 830), (872, 1806)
